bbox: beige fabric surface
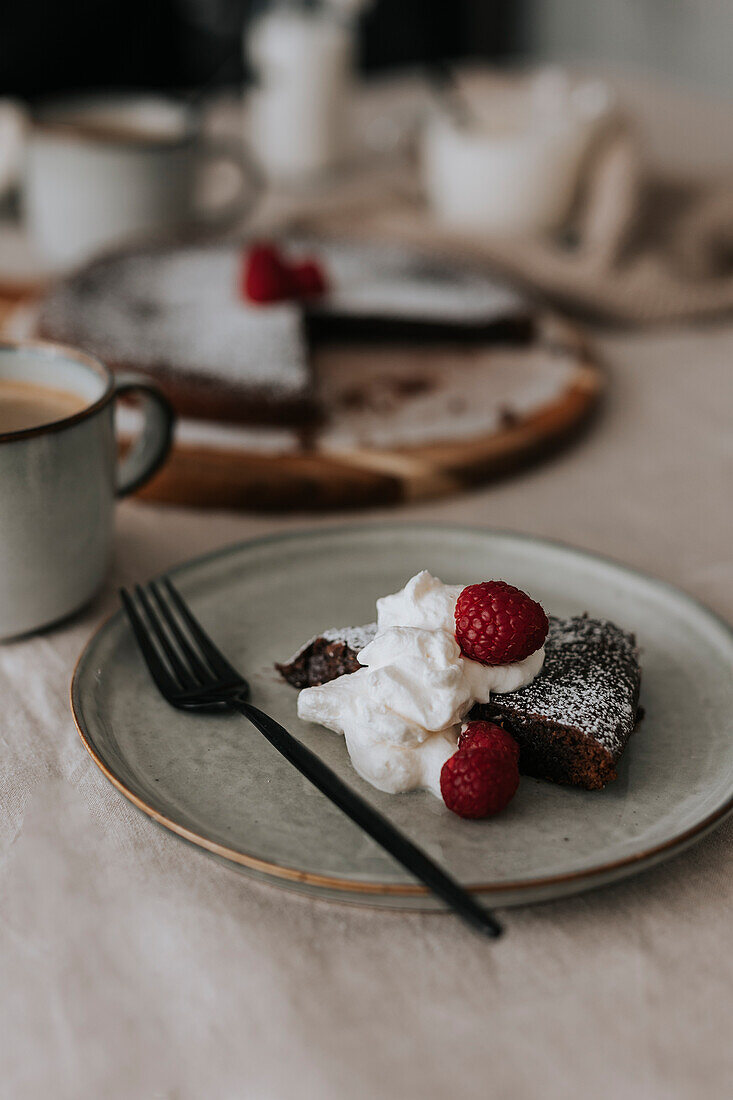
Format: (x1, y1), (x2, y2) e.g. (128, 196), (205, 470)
(1, 322), (732, 1099)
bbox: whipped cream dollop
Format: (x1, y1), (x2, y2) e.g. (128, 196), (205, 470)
(297, 571), (545, 798)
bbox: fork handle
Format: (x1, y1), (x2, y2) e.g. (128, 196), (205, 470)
(237, 701), (502, 938)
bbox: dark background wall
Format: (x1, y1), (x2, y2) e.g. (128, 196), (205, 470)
(0, 0), (527, 100)
(4, 1), (729, 102)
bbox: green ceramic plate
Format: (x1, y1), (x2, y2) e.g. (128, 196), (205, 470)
(72, 524), (733, 910)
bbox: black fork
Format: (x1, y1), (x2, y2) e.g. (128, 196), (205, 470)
(120, 578), (503, 939)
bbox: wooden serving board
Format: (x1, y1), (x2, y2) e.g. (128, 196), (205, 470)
(2, 297), (602, 512)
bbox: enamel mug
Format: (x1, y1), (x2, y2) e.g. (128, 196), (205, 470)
(0, 339), (174, 639)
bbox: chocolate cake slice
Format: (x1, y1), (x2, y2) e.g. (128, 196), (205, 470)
(277, 616), (641, 791)
(276, 624), (378, 690)
(37, 238), (532, 427)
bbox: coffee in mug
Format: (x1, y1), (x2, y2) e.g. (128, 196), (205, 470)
(0, 377), (87, 433)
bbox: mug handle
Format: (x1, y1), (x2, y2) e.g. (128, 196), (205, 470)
(194, 138), (263, 231)
(113, 373), (175, 499)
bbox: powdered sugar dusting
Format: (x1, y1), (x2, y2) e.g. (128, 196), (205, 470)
(38, 245), (309, 397)
(322, 622), (377, 654)
(280, 622), (378, 668)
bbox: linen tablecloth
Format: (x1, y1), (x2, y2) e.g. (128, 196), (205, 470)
(2, 321), (732, 1099)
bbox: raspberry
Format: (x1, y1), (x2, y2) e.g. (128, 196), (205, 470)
(458, 720), (519, 764)
(454, 581), (548, 665)
(291, 258), (328, 298)
(440, 746), (519, 819)
(241, 242), (295, 303)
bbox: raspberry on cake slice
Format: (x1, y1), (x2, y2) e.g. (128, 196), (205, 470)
(454, 580), (549, 664)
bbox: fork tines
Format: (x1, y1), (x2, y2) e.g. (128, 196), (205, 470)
(120, 578), (245, 701)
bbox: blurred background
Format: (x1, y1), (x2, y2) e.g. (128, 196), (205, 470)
(1, 0), (732, 511)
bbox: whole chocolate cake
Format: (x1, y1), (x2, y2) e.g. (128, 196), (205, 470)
(37, 238), (532, 427)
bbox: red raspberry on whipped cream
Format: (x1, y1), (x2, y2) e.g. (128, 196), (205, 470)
(454, 581), (548, 666)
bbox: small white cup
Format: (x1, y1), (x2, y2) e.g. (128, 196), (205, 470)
(422, 72), (612, 236)
(24, 94), (260, 267)
(0, 340), (174, 640)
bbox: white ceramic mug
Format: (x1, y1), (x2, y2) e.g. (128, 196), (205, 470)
(24, 94), (260, 266)
(0, 339), (174, 640)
